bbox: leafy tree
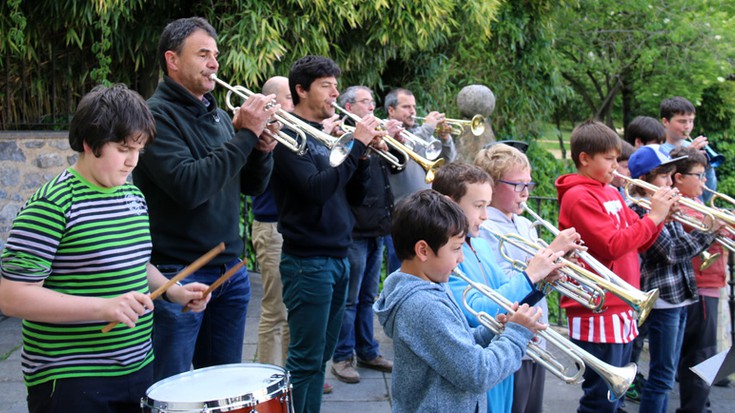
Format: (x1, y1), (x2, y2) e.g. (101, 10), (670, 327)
(552, 0), (735, 130)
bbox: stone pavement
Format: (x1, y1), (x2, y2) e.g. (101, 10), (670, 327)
(1, 272), (734, 412)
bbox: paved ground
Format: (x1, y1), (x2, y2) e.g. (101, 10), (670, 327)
(1, 272), (734, 412)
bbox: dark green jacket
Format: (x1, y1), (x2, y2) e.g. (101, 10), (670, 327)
(134, 76), (273, 265)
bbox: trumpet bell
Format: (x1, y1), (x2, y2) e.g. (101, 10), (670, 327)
(328, 134), (354, 167)
(699, 251), (722, 271)
(425, 139), (443, 160)
(469, 114), (485, 136)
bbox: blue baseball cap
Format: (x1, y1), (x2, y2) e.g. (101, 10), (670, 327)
(628, 144), (687, 178)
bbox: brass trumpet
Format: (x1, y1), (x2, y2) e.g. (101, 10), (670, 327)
(211, 74), (354, 166)
(333, 103), (445, 183)
(700, 187), (735, 252)
(481, 224), (606, 312)
(413, 114), (485, 136)
(452, 268), (637, 401)
(521, 202), (659, 325)
(331, 102), (407, 169)
(617, 171), (735, 230)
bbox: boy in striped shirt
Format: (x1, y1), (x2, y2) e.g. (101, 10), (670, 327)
(0, 84), (210, 413)
(555, 120), (677, 413)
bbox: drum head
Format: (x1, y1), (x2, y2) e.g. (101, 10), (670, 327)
(143, 363), (288, 412)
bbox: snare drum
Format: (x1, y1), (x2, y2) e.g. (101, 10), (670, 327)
(142, 363), (292, 413)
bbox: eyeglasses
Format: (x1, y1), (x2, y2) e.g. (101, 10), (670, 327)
(356, 99), (375, 106)
(498, 179), (537, 192)
(682, 172), (706, 181)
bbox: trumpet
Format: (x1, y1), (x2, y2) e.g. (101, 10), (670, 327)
(700, 187), (735, 252)
(616, 171), (735, 230)
(211, 74), (354, 167)
(686, 137), (725, 168)
(521, 202), (659, 325)
(481, 225), (606, 312)
(387, 125), (443, 160)
(331, 103), (406, 169)
(452, 268), (637, 400)
(413, 114), (485, 136)
(333, 103), (445, 183)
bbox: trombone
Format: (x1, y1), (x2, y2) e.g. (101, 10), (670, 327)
(332, 103), (445, 183)
(210, 74), (354, 167)
(452, 267), (637, 401)
(413, 114), (486, 136)
(480, 224), (606, 312)
(521, 202), (659, 325)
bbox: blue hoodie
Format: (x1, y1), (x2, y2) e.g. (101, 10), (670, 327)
(374, 271), (533, 413)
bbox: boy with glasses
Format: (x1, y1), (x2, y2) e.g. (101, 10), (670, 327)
(670, 147), (728, 413)
(474, 144), (582, 413)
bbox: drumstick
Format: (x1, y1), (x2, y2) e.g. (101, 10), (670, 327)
(101, 242), (226, 333)
(181, 259), (246, 313)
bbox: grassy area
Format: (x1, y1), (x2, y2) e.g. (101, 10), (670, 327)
(536, 122), (574, 159)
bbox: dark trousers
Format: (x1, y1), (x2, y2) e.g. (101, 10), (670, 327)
(27, 363), (153, 413)
(677, 296), (719, 413)
(281, 253), (349, 413)
(571, 338), (632, 413)
(512, 359), (546, 413)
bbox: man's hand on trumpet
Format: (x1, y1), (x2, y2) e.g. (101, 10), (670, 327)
(321, 114), (342, 137)
(352, 114), (386, 147)
(383, 119), (404, 140)
(231, 93), (280, 138)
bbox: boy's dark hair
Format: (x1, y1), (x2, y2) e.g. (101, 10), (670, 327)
(629, 162), (678, 197)
(660, 96), (696, 120)
(69, 84), (156, 157)
(158, 17), (217, 76)
(289, 55), (341, 106)
(432, 162), (492, 203)
(671, 146), (708, 175)
(625, 116), (665, 147)
(384, 88), (412, 112)
(391, 189), (468, 261)
(570, 120), (622, 168)
(618, 139), (635, 162)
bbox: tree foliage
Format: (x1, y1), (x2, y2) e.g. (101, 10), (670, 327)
(551, 0), (735, 129)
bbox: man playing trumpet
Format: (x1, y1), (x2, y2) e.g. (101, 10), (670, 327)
(269, 55), (385, 413)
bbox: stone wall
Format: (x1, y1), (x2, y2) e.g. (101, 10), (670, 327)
(0, 131), (76, 250)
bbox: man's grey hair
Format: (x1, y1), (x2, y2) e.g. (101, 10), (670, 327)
(338, 86), (372, 107)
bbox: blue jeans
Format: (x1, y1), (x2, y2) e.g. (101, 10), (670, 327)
(281, 253), (349, 413)
(333, 237), (384, 362)
(570, 338), (633, 413)
(152, 259), (250, 381)
(640, 306), (688, 413)
(383, 235), (401, 275)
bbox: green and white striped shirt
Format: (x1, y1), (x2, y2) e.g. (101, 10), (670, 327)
(1, 168), (154, 386)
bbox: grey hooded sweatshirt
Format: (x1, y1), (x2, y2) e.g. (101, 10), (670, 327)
(374, 271), (534, 412)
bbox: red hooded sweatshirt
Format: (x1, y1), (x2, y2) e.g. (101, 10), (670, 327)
(556, 173), (663, 343)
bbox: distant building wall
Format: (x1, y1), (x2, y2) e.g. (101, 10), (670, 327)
(0, 132), (76, 250)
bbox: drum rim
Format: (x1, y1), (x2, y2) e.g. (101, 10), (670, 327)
(141, 363), (291, 412)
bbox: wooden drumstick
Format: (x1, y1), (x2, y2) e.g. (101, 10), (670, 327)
(101, 242), (226, 333)
(181, 259), (246, 313)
